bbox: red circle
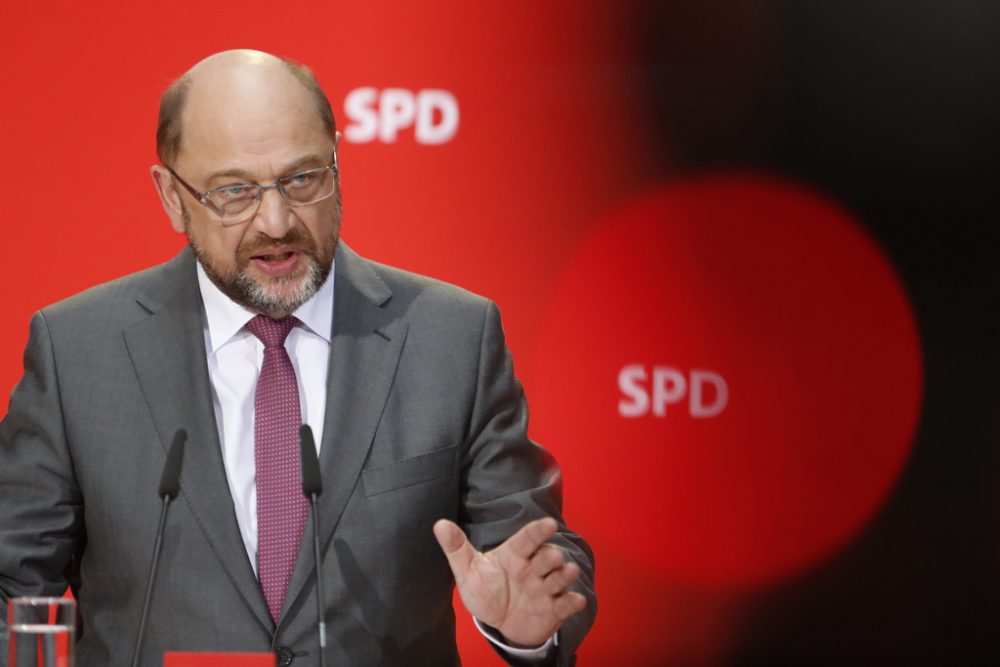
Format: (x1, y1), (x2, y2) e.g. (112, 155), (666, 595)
(531, 174), (922, 587)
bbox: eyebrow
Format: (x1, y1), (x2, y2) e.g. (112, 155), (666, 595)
(204, 154), (329, 185)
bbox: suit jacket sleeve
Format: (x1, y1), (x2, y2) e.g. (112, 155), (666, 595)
(0, 311), (86, 664)
(459, 301), (596, 666)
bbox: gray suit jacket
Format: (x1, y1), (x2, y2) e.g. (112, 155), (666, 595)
(0, 244), (595, 666)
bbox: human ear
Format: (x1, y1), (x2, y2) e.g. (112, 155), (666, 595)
(150, 165), (186, 233)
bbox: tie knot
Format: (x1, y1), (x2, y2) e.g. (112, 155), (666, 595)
(246, 315), (296, 349)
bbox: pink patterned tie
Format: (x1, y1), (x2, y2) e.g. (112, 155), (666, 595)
(246, 315), (309, 624)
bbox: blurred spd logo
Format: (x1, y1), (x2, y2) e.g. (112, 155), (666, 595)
(343, 87), (459, 144)
(532, 176), (923, 586)
(618, 364), (729, 418)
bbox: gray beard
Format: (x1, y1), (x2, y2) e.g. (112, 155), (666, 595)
(181, 201), (336, 318)
(234, 255), (329, 317)
(189, 240), (333, 319)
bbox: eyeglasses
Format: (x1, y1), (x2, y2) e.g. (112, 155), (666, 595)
(166, 152), (339, 224)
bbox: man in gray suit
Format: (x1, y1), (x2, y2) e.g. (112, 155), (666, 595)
(0, 51), (595, 666)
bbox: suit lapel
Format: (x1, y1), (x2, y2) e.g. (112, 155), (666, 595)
(282, 243), (408, 619)
(123, 248), (274, 634)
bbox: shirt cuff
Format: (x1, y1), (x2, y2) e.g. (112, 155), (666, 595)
(473, 617), (557, 661)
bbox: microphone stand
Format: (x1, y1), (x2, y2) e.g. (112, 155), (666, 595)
(131, 429), (187, 667)
(299, 425), (326, 667)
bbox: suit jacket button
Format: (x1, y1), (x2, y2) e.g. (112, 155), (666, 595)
(275, 646), (295, 666)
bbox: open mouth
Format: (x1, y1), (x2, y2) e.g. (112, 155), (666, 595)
(255, 251), (295, 263)
(246, 248), (303, 277)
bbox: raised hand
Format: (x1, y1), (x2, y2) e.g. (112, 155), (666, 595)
(433, 517), (587, 648)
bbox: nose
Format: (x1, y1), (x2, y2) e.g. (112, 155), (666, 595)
(251, 185), (295, 238)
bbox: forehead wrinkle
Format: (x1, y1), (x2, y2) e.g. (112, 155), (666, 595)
(203, 153), (330, 185)
(182, 112), (307, 158)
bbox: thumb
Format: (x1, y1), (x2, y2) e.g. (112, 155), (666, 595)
(433, 519), (477, 582)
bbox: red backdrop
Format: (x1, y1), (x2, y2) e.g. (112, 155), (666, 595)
(0, 2), (925, 664)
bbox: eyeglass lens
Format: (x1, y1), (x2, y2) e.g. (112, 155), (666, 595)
(208, 167), (335, 221)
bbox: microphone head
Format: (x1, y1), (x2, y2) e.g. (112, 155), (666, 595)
(299, 424), (323, 498)
(158, 429), (187, 500)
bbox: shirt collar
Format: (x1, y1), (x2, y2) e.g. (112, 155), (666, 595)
(196, 260), (336, 354)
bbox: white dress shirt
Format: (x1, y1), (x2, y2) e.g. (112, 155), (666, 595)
(197, 261), (333, 575)
(195, 259), (553, 660)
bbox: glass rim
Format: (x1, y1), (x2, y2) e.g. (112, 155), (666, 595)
(211, 176), (337, 218)
(167, 150), (339, 224)
(9, 596), (76, 606)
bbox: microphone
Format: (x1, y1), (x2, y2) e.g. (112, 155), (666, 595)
(299, 424), (326, 667)
(131, 429), (187, 667)
(299, 424), (323, 498)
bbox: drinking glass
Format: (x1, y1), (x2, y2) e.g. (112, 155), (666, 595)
(7, 597), (75, 667)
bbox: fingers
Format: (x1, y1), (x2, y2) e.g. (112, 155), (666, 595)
(528, 544), (565, 578)
(552, 591), (588, 622)
(503, 517), (559, 561)
(527, 542), (582, 597)
(542, 561), (581, 596)
(433, 519), (477, 582)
